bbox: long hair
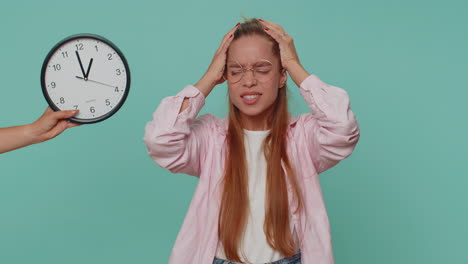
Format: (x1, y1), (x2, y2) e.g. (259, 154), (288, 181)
(218, 18), (304, 262)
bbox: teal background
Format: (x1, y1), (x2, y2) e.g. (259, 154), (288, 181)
(1, 0), (467, 263)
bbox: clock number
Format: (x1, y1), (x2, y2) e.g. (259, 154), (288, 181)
(105, 99), (111, 106)
(116, 69), (121, 75)
(50, 82), (56, 88)
(60, 97), (65, 104)
(90, 106), (95, 113)
(95, 45), (99, 52)
(107, 53), (113, 60)
(61, 51), (68, 58)
(73, 105), (78, 110)
(114, 87), (119, 92)
(75, 43), (84, 51)
(52, 64), (61, 71)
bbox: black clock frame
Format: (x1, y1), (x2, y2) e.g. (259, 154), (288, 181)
(41, 33), (131, 124)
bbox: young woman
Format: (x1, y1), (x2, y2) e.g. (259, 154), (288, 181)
(0, 107), (79, 154)
(144, 18), (360, 264)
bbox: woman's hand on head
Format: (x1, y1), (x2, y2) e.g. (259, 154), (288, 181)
(194, 22), (240, 97)
(259, 19), (310, 86)
(27, 107), (81, 144)
(258, 19), (301, 71)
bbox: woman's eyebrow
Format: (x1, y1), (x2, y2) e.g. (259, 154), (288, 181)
(228, 60), (272, 67)
(254, 61), (271, 66)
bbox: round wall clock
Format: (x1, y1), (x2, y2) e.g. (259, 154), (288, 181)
(41, 34), (130, 124)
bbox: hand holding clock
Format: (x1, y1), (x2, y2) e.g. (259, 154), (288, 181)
(3, 35), (128, 153)
(0, 107), (80, 154)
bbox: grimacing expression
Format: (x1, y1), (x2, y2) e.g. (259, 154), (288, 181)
(226, 35), (287, 119)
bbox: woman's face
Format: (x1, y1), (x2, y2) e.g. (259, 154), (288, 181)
(226, 35), (286, 120)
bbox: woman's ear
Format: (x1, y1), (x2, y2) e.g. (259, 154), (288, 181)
(279, 68), (287, 88)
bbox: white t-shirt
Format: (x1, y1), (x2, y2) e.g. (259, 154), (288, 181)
(215, 129), (299, 264)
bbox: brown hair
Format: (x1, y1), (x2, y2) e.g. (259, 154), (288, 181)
(218, 17), (304, 262)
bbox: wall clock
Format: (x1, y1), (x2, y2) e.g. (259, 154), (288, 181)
(41, 34), (130, 124)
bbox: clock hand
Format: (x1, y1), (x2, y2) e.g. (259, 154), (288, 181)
(75, 51), (87, 80)
(75, 76), (116, 88)
(85, 58), (93, 79)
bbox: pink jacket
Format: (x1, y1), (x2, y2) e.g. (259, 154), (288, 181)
(143, 74), (360, 264)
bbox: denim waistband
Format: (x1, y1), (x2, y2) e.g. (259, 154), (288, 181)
(212, 251), (301, 264)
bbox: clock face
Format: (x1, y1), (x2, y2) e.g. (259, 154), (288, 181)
(41, 34), (130, 124)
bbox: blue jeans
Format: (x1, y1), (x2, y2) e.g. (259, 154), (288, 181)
(212, 251), (301, 264)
